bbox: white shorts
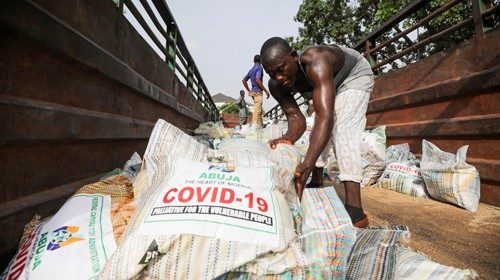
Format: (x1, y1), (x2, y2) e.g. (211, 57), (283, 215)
(316, 88), (371, 183)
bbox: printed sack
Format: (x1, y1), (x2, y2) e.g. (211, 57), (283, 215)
(99, 120), (297, 279)
(420, 140), (480, 212)
(361, 161), (389, 188)
(361, 126), (387, 165)
(1, 175), (134, 280)
(377, 161), (428, 198)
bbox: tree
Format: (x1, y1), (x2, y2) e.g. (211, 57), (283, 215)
(219, 102), (241, 114)
(285, 0), (405, 48)
(286, 0), (482, 71)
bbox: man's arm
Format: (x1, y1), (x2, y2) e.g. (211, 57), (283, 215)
(302, 61), (335, 168)
(242, 71), (251, 92)
(294, 48), (336, 199)
(256, 78), (271, 99)
(268, 79), (306, 144)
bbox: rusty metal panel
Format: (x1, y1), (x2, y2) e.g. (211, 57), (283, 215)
(479, 183), (500, 206)
(0, 101), (155, 141)
(368, 68), (500, 114)
(0, 29), (199, 127)
(31, 0), (175, 98)
(0, 1), (207, 123)
(371, 32), (500, 100)
(0, 0), (214, 265)
(0, 140), (148, 204)
(369, 30), (500, 207)
(381, 115), (499, 137)
(367, 92), (499, 126)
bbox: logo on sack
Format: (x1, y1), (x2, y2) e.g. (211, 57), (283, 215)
(139, 239), (159, 264)
(208, 165), (236, 173)
(47, 226), (85, 251)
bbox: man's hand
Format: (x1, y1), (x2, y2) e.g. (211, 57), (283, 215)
(269, 137), (293, 149)
(294, 161), (314, 200)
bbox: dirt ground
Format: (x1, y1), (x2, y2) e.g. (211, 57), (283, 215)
(331, 183), (500, 279)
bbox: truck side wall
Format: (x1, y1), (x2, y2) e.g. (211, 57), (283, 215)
(0, 0), (211, 264)
(368, 31), (500, 206)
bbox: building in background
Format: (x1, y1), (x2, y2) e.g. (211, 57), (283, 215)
(212, 93), (253, 114)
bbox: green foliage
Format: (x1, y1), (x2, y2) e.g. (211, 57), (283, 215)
(287, 0), (356, 47)
(375, 0), (412, 22)
(285, 0), (480, 71)
(219, 102), (240, 114)
(411, 0), (474, 55)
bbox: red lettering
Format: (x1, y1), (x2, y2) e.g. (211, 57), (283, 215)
(257, 197), (269, 212)
(210, 187), (219, 202)
(8, 263), (25, 280)
(196, 187), (212, 202)
(163, 188), (178, 203)
(244, 192), (254, 208)
(178, 187), (194, 202)
(220, 188), (235, 204)
(7, 226), (39, 280)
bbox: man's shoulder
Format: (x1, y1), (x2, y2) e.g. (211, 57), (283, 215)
(250, 64), (263, 78)
(252, 64), (263, 71)
(254, 64), (263, 73)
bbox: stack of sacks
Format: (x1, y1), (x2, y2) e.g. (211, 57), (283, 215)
(346, 226), (478, 280)
(2, 174), (135, 279)
(198, 140), (357, 278)
(216, 138), (304, 232)
(360, 126), (389, 187)
(294, 115), (315, 157)
(386, 143), (420, 166)
(192, 134), (214, 148)
(223, 186), (355, 279)
(261, 123), (283, 143)
(395, 245), (478, 279)
(238, 124), (251, 135)
(119, 151), (143, 184)
(241, 124), (263, 141)
(376, 143), (428, 198)
(230, 126), (246, 139)
(346, 226), (411, 279)
(100, 119), (356, 279)
(194, 121), (231, 140)
(361, 126), (387, 165)
(361, 161), (389, 188)
(421, 140), (480, 212)
(100, 120), (296, 279)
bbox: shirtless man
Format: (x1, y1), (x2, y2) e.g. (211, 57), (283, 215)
(260, 37), (374, 227)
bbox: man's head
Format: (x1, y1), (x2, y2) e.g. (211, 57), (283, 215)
(253, 55), (261, 64)
(240, 90), (245, 96)
(260, 37), (299, 88)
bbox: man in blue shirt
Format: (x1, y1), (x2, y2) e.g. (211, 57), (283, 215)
(242, 55), (270, 128)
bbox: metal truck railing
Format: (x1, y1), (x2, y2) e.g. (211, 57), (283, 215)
(264, 0), (499, 121)
(354, 0), (498, 74)
(114, 0), (219, 120)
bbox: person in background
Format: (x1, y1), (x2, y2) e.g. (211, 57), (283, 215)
(242, 54), (271, 128)
(260, 37), (374, 228)
(237, 90), (247, 126)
